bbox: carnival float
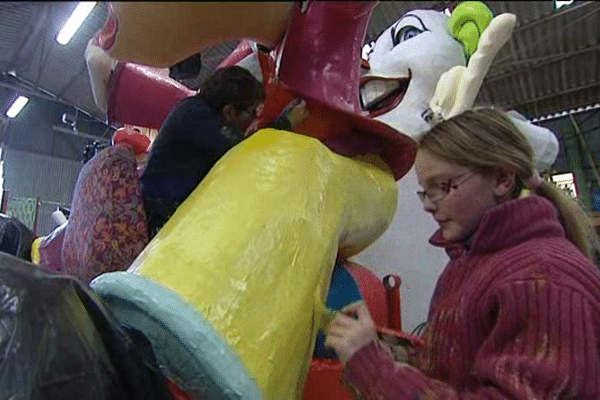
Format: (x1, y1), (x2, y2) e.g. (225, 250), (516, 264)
(1, 1), (560, 399)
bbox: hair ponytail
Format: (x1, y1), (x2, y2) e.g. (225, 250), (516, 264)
(536, 181), (600, 261)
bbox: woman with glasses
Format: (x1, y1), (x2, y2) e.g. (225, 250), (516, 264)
(326, 107), (600, 399)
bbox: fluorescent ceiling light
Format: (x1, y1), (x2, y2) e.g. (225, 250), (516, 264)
(5, 96), (29, 118)
(56, 2), (97, 45)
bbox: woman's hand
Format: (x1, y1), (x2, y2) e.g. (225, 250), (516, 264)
(325, 301), (378, 365)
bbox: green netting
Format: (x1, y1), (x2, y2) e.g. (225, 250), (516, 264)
(6, 197), (38, 233)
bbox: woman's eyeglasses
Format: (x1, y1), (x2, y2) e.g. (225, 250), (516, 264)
(417, 172), (476, 203)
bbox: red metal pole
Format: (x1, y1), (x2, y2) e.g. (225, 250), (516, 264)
(383, 274), (402, 331)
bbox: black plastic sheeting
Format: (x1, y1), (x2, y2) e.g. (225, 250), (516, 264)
(0, 214), (35, 262)
(0, 251), (173, 400)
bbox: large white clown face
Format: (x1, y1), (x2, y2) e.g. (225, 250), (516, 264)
(360, 9), (466, 138)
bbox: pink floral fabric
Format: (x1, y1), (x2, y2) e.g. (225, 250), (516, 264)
(38, 222), (67, 272)
(62, 144), (149, 284)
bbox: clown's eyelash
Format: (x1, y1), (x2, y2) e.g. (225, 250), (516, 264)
(390, 14), (429, 45)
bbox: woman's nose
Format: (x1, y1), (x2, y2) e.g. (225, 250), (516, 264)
(422, 196), (437, 213)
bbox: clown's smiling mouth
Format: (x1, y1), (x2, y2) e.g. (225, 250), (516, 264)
(360, 70), (411, 118)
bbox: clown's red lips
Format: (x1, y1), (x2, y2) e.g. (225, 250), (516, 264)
(360, 70), (411, 118)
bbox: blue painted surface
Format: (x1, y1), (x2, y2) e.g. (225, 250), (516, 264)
(90, 272), (263, 400)
(313, 262), (362, 359)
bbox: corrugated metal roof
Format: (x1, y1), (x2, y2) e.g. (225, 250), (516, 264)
(0, 2), (108, 122)
(0, 3), (40, 70)
(479, 1), (600, 117)
(2, 146), (82, 235)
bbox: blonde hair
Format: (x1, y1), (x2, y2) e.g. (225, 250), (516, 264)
(419, 107), (600, 261)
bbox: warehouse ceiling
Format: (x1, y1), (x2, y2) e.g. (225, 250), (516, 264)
(0, 1), (598, 132)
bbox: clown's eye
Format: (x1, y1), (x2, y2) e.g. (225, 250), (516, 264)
(392, 26), (423, 46)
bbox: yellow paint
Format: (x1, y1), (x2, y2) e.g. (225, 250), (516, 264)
(31, 237), (42, 265)
(128, 129), (398, 398)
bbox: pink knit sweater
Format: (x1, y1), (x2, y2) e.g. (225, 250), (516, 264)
(343, 195), (600, 399)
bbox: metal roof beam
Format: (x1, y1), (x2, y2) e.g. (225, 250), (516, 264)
(0, 76), (110, 127)
(58, 62), (87, 99)
(51, 125), (110, 143)
(504, 15), (538, 115)
(493, 3), (600, 66)
(511, 1), (596, 34)
(507, 81), (600, 109)
(488, 44), (600, 81)
(5, 4), (51, 73)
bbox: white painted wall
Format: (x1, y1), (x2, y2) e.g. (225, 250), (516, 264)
(351, 167), (448, 333)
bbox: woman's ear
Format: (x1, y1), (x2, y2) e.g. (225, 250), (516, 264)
(493, 167), (517, 198)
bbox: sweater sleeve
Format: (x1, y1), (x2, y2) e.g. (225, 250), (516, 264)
(343, 341), (458, 399)
(343, 280), (600, 399)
